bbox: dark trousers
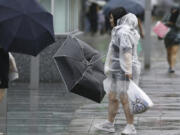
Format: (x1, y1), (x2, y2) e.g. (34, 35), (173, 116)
(0, 48), (9, 88)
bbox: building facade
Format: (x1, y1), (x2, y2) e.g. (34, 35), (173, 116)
(40, 0), (80, 34)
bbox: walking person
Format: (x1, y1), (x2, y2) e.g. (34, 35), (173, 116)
(164, 7), (180, 73)
(98, 5), (105, 35)
(88, 2), (98, 35)
(94, 7), (141, 134)
(0, 47), (9, 135)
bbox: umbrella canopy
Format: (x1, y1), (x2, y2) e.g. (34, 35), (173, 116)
(134, 0), (158, 8)
(89, 0), (107, 6)
(103, 0), (144, 20)
(0, 0), (55, 56)
(133, 0), (145, 8)
(54, 35), (106, 103)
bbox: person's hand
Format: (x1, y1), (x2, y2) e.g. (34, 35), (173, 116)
(125, 74), (132, 79)
(140, 32), (144, 39)
(104, 67), (110, 76)
(157, 36), (163, 40)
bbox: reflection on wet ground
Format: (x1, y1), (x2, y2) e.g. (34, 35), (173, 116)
(68, 62), (180, 135)
(7, 83), (88, 135)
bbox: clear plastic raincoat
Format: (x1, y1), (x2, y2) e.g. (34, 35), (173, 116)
(103, 13), (141, 95)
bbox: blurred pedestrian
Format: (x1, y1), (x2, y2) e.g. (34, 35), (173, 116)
(164, 7), (180, 73)
(94, 7), (141, 134)
(84, 2), (90, 33)
(98, 5), (105, 35)
(88, 2), (98, 35)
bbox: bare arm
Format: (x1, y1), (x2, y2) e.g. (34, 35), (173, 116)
(118, 34), (133, 79)
(124, 51), (132, 79)
(138, 18), (144, 39)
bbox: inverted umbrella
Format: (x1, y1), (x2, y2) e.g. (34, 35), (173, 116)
(54, 35), (106, 103)
(103, 0), (144, 20)
(0, 0), (55, 56)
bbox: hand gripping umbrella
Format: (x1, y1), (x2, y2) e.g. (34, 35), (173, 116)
(0, 0), (55, 56)
(54, 35), (106, 103)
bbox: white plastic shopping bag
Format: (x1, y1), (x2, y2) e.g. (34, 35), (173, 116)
(127, 80), (154, 114)
(9, 53), (19, 81)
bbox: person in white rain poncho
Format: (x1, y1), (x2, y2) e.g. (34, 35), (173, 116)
(94, 7), (141, 134)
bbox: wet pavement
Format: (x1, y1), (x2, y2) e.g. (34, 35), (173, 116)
(68, 61), (180, 135)
(4, 32), (180, 135)
(7, 83), (88, 135)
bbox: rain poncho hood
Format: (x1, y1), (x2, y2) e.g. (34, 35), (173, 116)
(117, 13), (139, 29)
(104, 13), (140, 77)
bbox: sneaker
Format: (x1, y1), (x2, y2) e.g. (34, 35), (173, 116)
(94, 120), (115, 133)
(121, 124), (136, 135)
(168, 67), (175, 73)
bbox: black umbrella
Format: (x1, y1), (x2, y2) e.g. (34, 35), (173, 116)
(54, 35), (106, 103)
(0, 0), (55, 56)
(103, 0), (144, 20)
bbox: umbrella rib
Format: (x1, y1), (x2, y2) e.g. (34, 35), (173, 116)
(25, 13), (53, 35)
(28, 16), (39, 44)
(29, 11), (52, 16)
(68, 66), (89, 92)
(7, 20), (25, 51)
(90, 55), (105, 65)
(55, 37), (85, 62)
(1, 16), (23, 50)
(0, 14), (21, 24)
(54, 59), (69, 92)
(73, 38), (87, 59)
(13, 0), (23, 10)
(0, 4), (21, 13)
(57, 55), (83, 62)
(54, 57), (87, 92)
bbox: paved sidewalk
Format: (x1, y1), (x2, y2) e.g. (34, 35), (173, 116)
(66, 33), (180, 135)
(7, 60), (180, 135)
(6, 33), (180, 135)
(67, 61), (180, 135)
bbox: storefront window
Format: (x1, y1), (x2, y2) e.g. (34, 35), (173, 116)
(69, 0), (79, 32)
(39, 0), (80, 34)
